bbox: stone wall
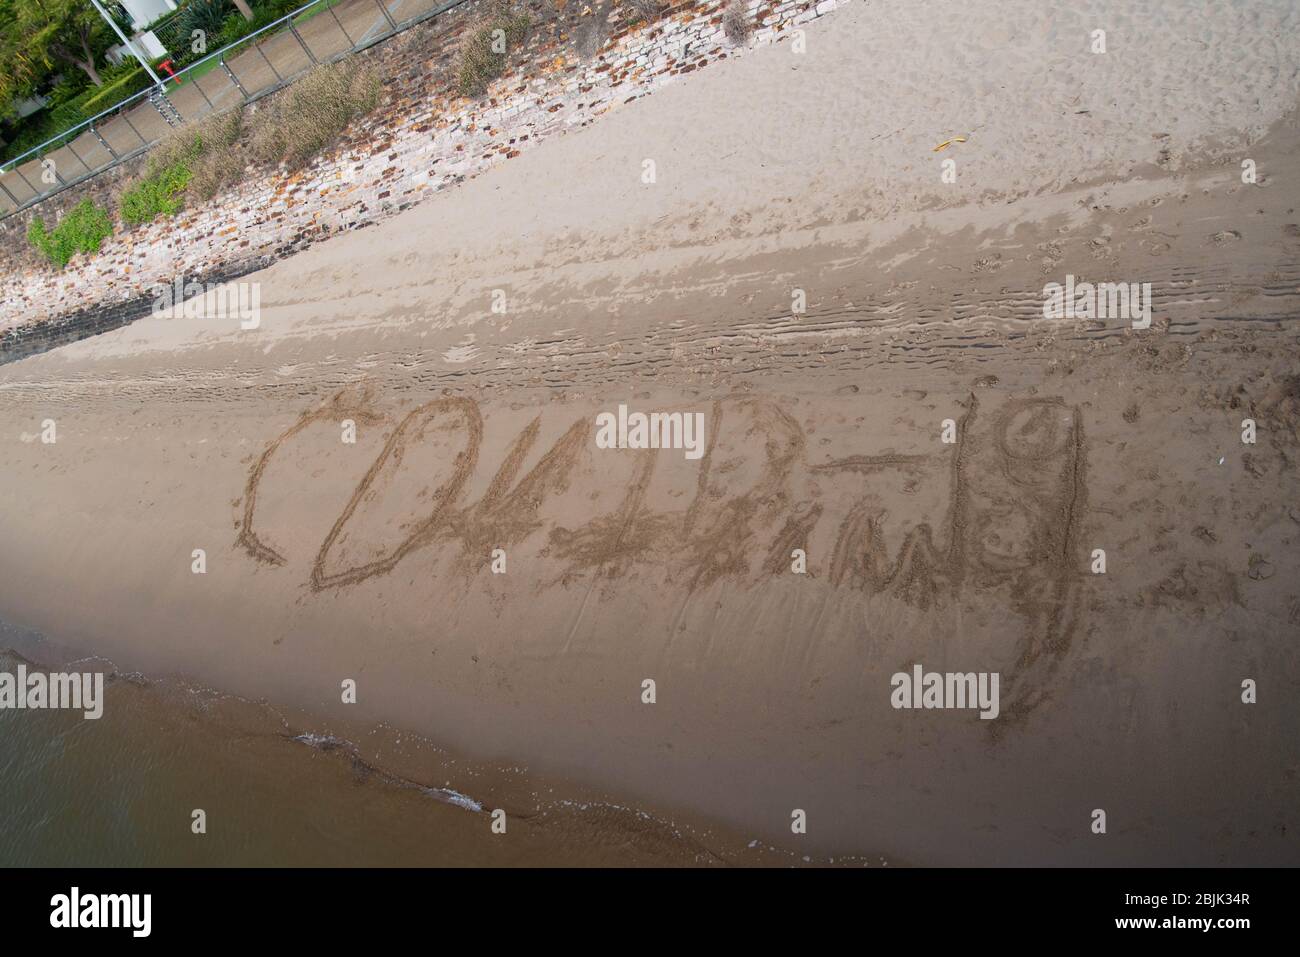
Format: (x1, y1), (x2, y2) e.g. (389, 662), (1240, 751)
(0, 0), (843, 340)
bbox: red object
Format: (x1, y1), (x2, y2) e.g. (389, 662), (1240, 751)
(158, 59), (182, 85)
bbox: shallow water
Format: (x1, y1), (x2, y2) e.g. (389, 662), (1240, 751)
(0, 625), (759, 868)
(0, 649), (505, 866)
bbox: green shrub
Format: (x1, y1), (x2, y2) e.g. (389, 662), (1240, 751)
(119, 161), (193, 224)
(116, 109), (246, 220)
(80, 68), (153, 119)
(117, 122), (210, 225)
(166, 4), (239, 67)
(220, 3), (297, 59)
(181, 0), (233, 43)
(45, 76), (93, 109)
(269, 0), (309, 17)
(99, 58), (150, 86)
(0, 66), (154, 164)
(43, 100), (91, 139)
(216, 11), (255, 48)
(0, 90), (95, 163)
(26, 199), (114, 268)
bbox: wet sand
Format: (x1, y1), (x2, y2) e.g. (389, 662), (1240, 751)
(0, 641), (781, 866)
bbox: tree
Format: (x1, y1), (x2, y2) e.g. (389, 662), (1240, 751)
(0, 0), (39, 109)
(0, 0), (115, 104)
(233, 0), (253, 19)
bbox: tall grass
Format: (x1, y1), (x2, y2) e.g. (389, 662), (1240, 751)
(457, 4), (532, 97)
(249, 60), (380, 168)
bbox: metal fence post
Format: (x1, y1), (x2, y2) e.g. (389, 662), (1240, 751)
(13, 166), (40, 197)
(257, 46), (284, 83)
(37, 151), (67, 188)
(65, 140), (95, 175)
(289, 23), (319, 65)
(373, 0), (398, 30)
(190, 75), (217, 113)
(122, 112), (150, 146)
(329, 6), (355, 46)
(90, 126), (120, 161)
(221, 56), (250, 101)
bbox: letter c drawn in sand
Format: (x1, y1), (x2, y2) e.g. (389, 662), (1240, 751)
(310, 397), (482, 591)
(237, 388), (386, 568)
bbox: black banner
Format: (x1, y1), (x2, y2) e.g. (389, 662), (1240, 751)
(0, 867), (1284, 942)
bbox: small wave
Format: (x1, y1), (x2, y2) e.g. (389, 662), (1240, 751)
(290, 730), (483, 812)
(422, 787), (482, 813)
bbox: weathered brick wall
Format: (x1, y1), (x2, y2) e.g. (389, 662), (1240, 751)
(0, 0), (843, 338)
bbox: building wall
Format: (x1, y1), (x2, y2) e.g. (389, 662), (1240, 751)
(120, 0), (179, 30)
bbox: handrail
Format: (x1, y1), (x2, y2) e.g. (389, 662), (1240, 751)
(0, 0), (472, 219)
(1, 0), (338, 174)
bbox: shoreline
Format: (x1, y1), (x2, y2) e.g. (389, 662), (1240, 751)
(1, 635), (834, 866)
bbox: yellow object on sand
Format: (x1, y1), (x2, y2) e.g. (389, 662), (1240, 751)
(932, 136), (968, 152)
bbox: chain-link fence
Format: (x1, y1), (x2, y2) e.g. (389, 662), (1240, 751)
(144, 9), (190, 58)
(0, 0), (465, 220)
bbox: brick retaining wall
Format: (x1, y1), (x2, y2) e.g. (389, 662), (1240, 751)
(0, 0), (843, 348)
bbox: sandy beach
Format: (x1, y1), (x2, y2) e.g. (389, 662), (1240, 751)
(1, 0), (1298, 865)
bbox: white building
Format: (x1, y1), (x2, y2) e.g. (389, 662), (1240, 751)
(104, 0), (177, 66)
(118, 0), (178, 30)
